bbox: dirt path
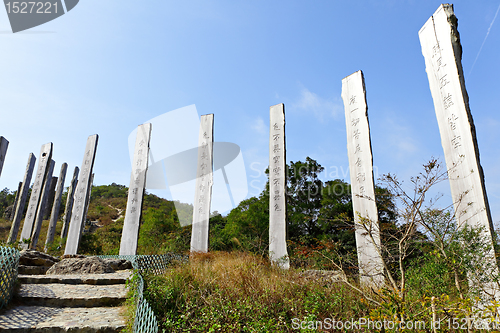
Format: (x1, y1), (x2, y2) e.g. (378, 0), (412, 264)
(108, 205), (124, 222)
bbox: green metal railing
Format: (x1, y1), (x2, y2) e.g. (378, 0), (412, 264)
(98, 254), (187, 333)
(0, 248), (183, 330)
(0, 246), (20, 309)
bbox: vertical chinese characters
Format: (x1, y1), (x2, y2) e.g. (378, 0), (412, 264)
(342, 71), (384, 287)
(271, 122), (282, 212)
(431, 41), (462, 157)
(348, 95), (366, 198)
(191, 115), (214, 253)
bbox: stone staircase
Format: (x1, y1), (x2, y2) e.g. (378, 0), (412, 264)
(0, 270), (131, 332)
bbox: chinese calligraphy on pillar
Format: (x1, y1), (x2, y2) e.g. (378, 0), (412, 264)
(81, 173), (94, 236)
(342, 71), (384, 287)
(60, 166), (79, 241)
(419, 4), (499, 299)
(20, 142), (53, 249)
(30, 159), (55, 249)
(64, 134), (99, 255)
(10, 182), (22, 221)
(119, 123), (152, 255)
(269, 104), (289, 269)
(45, 162), (68, 251)
(191, 114), (214, 253)
(8, 153), (36, 243)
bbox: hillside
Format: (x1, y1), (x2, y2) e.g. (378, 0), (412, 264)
(0, 157), (403, 268)
(2, 158), (500, 330)
(0, 183), (194, 256)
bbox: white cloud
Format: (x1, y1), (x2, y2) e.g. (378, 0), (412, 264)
(373, 116), (424, 173)
(290, 87), (341, 122)
(251, 116), (267, 135)
(396, 139), (418, 154)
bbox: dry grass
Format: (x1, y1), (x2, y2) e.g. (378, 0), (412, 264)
(0, 217), (65, 256)
(144, 251), (370, 332)
(0, 218), (11, 240)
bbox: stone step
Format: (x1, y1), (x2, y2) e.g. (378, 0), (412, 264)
(18, 265), (50, 275)
(18, 270), (132, 285)
(0, 305), (126, 332)
(16, 283), (128, 307)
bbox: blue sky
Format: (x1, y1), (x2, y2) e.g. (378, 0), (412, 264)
(0, 1), (499, 223)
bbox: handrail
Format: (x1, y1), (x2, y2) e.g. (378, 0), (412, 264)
(98, 254), (187, 332)
(0, 248), (183, 331)
(0, 246), (20, 309)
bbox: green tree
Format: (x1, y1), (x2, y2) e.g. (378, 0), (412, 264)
(286, 157), (324, 243)
(318, 179), (355, 252)
(221, 157), (397, 256)
(138, 207), (179, 254)
(90, 183), (128, 199)
(208, 211), (228, 251)
(0, 187), (16, 218)
(221, 194), (269, 254)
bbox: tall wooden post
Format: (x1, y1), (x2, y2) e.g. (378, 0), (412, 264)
(269, 104), (289, 269)
(342, 70), (384, 287)
(120, 124), (152, 255)
(60, 166), (79, 241)
(30, 160), (55, 249)
(8, 153), (36, 243)
(20, 143), (52, 249)
(419, 4), (499, 300)
(64, 135), (98, 255)
(45, 162), (68, 251)
(191, 115), (214, 253)
(0, 136), (9, 178)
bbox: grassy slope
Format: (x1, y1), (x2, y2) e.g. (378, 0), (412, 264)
(0, 184), (192, 256)
(144, 251), (370, 332)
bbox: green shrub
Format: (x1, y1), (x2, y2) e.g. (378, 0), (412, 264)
(143, 252), (369, 332)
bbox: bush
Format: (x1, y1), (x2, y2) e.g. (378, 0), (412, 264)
(143, 252), (369, 332)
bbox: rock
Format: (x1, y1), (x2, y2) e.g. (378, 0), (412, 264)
(298, 270), (346, 283)
(46, 256), (115, 275)
(18, 265), (50, 275)
(102, 258), (133, 271)
(60, 254), (86, 259)
(19, 250), (60, 267)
